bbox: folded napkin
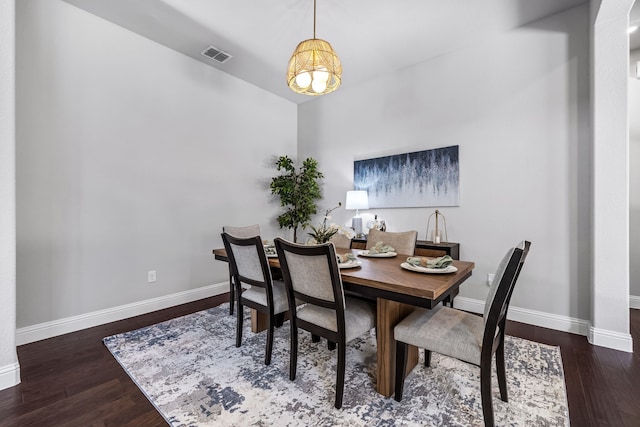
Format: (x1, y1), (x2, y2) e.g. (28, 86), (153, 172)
(336, 253), (357, 263)
(406, 255), (453, 269)
(263, 244), (277, 256)
(368, 241), (395, 254)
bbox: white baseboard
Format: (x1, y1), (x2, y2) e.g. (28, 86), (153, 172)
(454, 297), (591, 337)
(588, 326), (634, 352)
(630, 295), (640, 310)
(16, 282), (228, 346)
(0, 362), (20, 391)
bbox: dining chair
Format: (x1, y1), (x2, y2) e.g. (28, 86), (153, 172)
(393, 241), (531, 427)
(329, 233), (352, 249)
(274, 237), (376, 409)
(222, 224), (261, 315)
(221, 232), (289, 366)
(366, 229), (418, 255)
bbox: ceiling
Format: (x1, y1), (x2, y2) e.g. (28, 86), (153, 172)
(62, 0), (638, 104)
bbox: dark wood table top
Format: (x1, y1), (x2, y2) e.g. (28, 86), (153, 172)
(213, 248), (475, 308)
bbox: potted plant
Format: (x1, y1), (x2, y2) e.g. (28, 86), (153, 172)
(270, 155), (323, 243)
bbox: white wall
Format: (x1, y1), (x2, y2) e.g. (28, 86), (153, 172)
(630, 48), (640, 300)
(15, 0), (297, 328)
(299, 6), (591, 321)
(0, 0), (20, 390)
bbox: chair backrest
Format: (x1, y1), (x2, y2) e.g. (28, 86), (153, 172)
(329, 233), (352, 249)
(366, 229), (418, 255)
(274, 238), (346, 318)
(482, 241), (531, 348)
(223, 224), (261, 238)
(221, 232), (273, 300)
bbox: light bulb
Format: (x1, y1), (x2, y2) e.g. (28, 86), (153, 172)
(295, 71), (311, 89)
(313, 67), (329, 83)
(312, 78), (327, 93)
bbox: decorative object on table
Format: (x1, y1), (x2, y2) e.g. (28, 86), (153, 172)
(307, 202), (352, 244)
(367, 241), (395, 255)
(103, 302), (569, 426)
(270, 155), (323, 243)
(263, 244), (278, 257)
(345, 190), (369, 238)
(401, 262), (458, 274)
(425, 209), (448, 243)
(406, 255), (453, 269)
(336, 252), (357, 263)
(354, 145), (459, 208)
(286, 0), (341, 96)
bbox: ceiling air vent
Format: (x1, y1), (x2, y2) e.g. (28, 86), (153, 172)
(201, 45), (232, 64)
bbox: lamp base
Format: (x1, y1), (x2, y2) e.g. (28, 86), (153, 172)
(351, 216), (363, 238)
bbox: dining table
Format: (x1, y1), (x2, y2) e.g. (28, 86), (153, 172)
(213, 246), (475, 397)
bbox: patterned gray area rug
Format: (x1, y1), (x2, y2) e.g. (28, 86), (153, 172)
(103, 303), (569, 426)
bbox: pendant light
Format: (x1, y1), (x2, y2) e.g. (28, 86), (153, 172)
(287, 0), (342, 96)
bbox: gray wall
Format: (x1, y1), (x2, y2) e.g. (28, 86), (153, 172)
(298, 5), (592, 320)
(631, 49), (640, 298)
(15, 0), (297, 327)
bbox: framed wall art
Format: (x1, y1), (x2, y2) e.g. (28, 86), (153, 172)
(354, 145), (459, 208)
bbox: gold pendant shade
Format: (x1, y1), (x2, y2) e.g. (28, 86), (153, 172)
(287, 38), (342, 96)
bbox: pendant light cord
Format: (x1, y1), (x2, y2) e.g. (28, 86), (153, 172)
(313, 0), (317, 39)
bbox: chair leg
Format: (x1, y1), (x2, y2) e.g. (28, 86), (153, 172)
(289, 322), (298, 381)
(424, 349), (432, 367)
(395, 341), (408, 402)
(228, 274), (235, 315)
(480, 362), (495, 427)
(235, 303), (243, 348)
(327, 340), (337, 351)
(496, 340), (508, 402)
(275, 312), (285, 328)
(265, 315), (275, 366)
(335, 343), (346, 409)
(311, 334), (320, 343)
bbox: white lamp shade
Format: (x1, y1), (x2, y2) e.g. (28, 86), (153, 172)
(345, 191), (369, 210)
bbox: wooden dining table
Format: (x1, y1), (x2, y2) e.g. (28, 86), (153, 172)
(213, 247), (475, 397)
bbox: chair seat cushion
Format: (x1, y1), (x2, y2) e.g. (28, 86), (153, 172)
(394, 305), (484, 366)
(297, 297), (376, 342)
(242, 280), (289, 314)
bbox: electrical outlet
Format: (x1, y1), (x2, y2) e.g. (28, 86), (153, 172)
(148, 270), (157, 283)
(487, 273), (495, 287)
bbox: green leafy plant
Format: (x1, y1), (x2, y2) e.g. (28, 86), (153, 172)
(307, 203), (342, 244)
(270, 155), (323, 242)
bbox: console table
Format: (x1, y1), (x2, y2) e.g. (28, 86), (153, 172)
(351, 238), (460, 259)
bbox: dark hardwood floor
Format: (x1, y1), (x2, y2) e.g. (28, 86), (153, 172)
(0, 295), (638, 426)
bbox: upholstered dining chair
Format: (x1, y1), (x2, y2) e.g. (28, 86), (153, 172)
(274, 238), (376, 409)
(221, 232), (289, 366)
(366, 229), (418, 255)
(393, 240), (531, 427)
(329, 232), (352, 249)
(222, 224), (261, 315)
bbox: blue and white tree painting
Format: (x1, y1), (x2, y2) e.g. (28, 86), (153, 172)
(354, 145), (459, 208)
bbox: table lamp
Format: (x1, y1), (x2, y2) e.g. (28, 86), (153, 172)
(345, 190), (369, 238)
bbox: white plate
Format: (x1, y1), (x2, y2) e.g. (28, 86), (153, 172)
(338, 260), (362, 269)
(400, 262), (458, 274)
(357, 250), (398, 258)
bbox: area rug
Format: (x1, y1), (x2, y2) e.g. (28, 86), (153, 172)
(103, 303), (569, 426)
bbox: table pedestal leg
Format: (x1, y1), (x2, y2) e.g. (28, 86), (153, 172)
(251, 309), (268, 333)
(376, 298), (418, 397)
